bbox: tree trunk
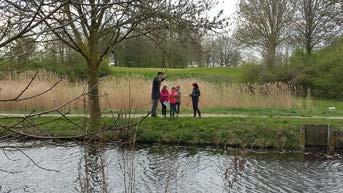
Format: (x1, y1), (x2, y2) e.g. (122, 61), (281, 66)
(87, 63), (101, 127)
(265, 42), (277, 68)
(305, 39), (313, 55)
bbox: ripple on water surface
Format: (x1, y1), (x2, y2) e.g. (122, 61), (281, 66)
(0, 143), (342, 193)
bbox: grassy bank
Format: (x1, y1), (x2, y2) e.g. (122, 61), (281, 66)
(1, 117), (342, 149)
(133, 117), (343, 149)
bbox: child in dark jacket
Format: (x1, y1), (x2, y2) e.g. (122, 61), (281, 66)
(175, 85), (181, 116)
(189, 83), (201, 117)
(169, 87), (177, 117)
(160, 85), (169, 117)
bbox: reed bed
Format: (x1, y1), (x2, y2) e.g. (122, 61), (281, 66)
(0, 71), (306, 112)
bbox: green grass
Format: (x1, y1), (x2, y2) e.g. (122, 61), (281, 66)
(1, 98), (342, 117)
(98, 98), (342, 117)
(110, 67), (242, 82)
(203, 100), (343, 117)
(134, 117), (343, 149)
(1, 117), (342, 149)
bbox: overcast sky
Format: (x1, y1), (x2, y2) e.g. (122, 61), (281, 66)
(220, 0), (239, 18)
(210, 0), (240, 33)
(215, 0), (261, 60)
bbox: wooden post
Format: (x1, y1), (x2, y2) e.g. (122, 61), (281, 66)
(299, 125), (306, 151)
(327, 125), (335, 152)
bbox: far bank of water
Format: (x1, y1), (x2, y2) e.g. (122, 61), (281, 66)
(1, 117), (343, 149)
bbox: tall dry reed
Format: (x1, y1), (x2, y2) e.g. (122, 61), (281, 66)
(0, 71), (306, 112)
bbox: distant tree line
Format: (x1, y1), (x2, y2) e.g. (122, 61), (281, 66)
(2, 32), (242, 70)
(4, 0), (341, 71)
(235, 0), (342, 66)
(235, 0), (342, 99)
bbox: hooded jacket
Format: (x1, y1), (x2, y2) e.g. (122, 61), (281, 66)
(190, 88), (201, 102)
(169, 91), (177, 104)
(160, 89), (169, 102)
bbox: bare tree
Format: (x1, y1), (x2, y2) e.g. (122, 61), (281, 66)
(294, 0), (342, 55)
(37, 0), (225, 126)
(8, 37), (37, 64)
(234, 0), (295, 67)
(201, 36), (216, 67)
(213, 35), (241, 67)
(0, 0), (69, 50)
(0, 0), (155, 179)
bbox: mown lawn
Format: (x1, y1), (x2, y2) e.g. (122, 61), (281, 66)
(203, 100), (343, 117)
(1, 99), (342, 117)
(110, 67), (242, 82)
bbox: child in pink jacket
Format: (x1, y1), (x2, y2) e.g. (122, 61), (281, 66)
(169, 87), (177, 117)
(160, 85), (169, 117)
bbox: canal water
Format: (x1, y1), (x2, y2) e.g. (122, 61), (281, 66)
(0, 142), (342, 193)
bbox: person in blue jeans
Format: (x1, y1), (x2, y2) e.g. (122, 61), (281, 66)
(169, 87), (177, 117)
(160, 84), (169, 117)
(150, 72), (165, 117)
(189, 83), (201, 117)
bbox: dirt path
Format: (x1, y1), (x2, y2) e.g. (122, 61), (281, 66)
(1, 113), (343, 120)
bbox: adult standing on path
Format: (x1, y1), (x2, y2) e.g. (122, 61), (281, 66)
(151, 72), (166, 117)
(189, 83), (201, 117)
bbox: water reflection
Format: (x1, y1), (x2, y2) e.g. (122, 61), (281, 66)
(76, 145), (108, 193)
(0, 143), (342, 193)
(218, 151), (247, 192)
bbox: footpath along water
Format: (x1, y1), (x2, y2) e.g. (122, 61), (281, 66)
(0, 142), (342, 193)
(1, 113), (343, 119)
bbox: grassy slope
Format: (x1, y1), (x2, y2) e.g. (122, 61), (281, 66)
(110, 67), (242, 82)
(1, 117), (342, 149)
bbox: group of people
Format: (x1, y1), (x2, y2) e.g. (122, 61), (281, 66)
(160, 84), (181, 117)
(150, 72), (201, 118)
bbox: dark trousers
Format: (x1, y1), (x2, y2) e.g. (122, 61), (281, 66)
(161, 102), (167, 117)
(170, 103), (176, 117)
(151, 98), (159, 117)
(192, 100), (201, 117)
(176, 102), (181, 114)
